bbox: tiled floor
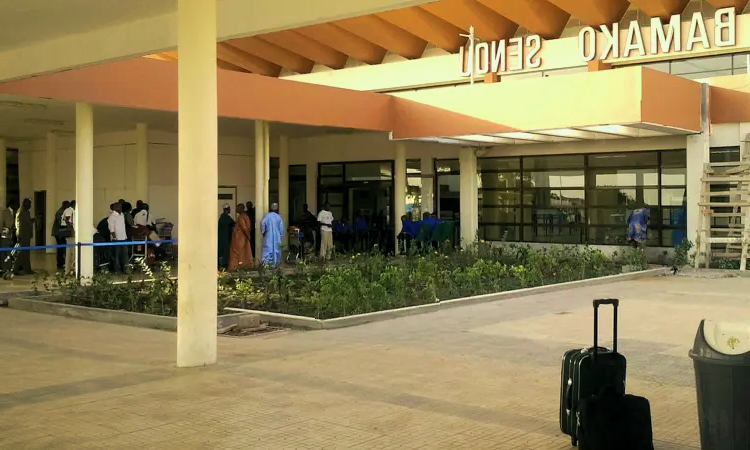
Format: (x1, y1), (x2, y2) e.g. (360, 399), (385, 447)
(2, 274), (746, 449)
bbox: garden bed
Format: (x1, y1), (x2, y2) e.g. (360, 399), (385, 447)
(22, 244), (658, 324)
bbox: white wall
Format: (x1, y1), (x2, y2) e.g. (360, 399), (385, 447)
(21, 129), (266, 240)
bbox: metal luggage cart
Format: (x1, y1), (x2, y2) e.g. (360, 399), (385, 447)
(155, 219), (174, 260)
(286, 226), (303, 263)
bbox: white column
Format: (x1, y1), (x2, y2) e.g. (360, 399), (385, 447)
(176, 0), (218, 368)
(420, 157), (434, 216)
(394, 142), (407, 254)
(135, 123), (149, 202)
(279, 135), (290, 242)
(255, 120), (265, 259)
(75, 103), (94, 280)
(686, 134), (707, 248)
(306, 163), (317, 214)
(459, 147), (478, 247)
(45, 132), (57, 253)
(0, 138), (6, 211)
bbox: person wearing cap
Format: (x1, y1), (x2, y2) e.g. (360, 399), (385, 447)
(261, 203), (284, 267)
(217, 203), (235, 268)
(228, 203), (253, 271)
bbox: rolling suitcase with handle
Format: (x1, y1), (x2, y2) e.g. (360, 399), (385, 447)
(559, 299), (627, 447)
(577, 393), (654, 450)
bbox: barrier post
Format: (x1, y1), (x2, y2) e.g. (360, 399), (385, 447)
(76, 242), (82, 281)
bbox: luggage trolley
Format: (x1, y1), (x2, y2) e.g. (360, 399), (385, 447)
(286, 226), (305, 263)
(155, 219), (174, 260)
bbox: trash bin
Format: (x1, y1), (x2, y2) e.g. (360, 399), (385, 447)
(689, 319), (750, 450)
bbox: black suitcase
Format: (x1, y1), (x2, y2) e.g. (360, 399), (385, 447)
(578, 393), (654, 450)
(559, 298), (627, 446)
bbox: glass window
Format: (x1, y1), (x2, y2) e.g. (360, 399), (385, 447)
(480, 207), (521, 223)
(406, 176), (422, 219)
(346, 162), (392, 181)
(524, 189), (585, 207)
(480, 172), (523, 189)
(524, 154), (584, 170)
(588, 168), (659, 187)
(480, 224), (520, 241)
(407, 159), (421, 176)
(320, 164), (343, 177)
(436, 159), (459, 174)
(681, 70), (732, 80)
(710, 146), (740, 163)
(588, 188), (658, 207)
(524, 171), (585, 188)
(437, 174), (460, 220)
(478, 157), (521, 171)
(320, 177), (343, 186)
(588, 152), (657, 168)
(289, 165), (306, 178)
(661, 150), (687, 185)
(481, 190), (522, 206)
(733, 54), (748, 71)
(523, 225), (584, 244)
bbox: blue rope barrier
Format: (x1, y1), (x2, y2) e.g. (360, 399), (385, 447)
(0, 239), (177, 253)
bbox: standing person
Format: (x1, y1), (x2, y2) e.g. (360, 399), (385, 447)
(13, 198), (34, 275)
(0, 200), (15, 270)
(51, 200), (70, 270)
(63, 201), (76, 275)
(317, 202), (334, 260)
(627, 204), (650, 250)
(228, 203), (253, 271)
(261, 203), (284, 267)
(217, 204), (235, 269)
(245, 201), (256, 258)
(107, 202), (128, 274)
(300, 204), (318, 258)
(131, 200), (144, 218)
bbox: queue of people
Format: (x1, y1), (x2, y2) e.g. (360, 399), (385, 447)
(217, 201), (285, 271)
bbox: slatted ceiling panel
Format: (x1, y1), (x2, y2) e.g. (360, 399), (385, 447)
(227, 36), (315, 74)
(475, 0), (571, 39)
(216, 59), (250, 73)
(420, 0), (519, 42)
(334, 15), (428, 59)
(259, 30), (349, 69)
(682, 0), (716, 19)
(628, 0), (690, 20)
(216, 42), (281, 76)
(706, 0), (749, 10)
(377, 7), (466, 53)
(547, 0), (630, 26)
(295, 23), (388, 65)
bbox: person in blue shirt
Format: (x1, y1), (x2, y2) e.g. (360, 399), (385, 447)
(334, 218), (353, 252)
(627, 205), (650, 249)
(354, 210), (369, 252)
(397, 214), (416, 254)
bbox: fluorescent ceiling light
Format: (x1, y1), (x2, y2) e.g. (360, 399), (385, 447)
(0, 101), (48, 110)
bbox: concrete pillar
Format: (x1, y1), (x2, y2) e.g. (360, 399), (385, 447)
(0, 138), (6, 212)
(45, 132), (57, 253)
(279, 135), (290, 246)
(306, 163), (317, 214)
(688, 83), (711, 265)
(420, 157), (434, 215)
(394, 142), (407, 254)
(75, 103), (94, 280)
(264, 121), (271, 214)
(176, 0), (218, 368)
(135, 123), (149, 202)
(255, 120), (266, 259)
(459, 147), (478, 247)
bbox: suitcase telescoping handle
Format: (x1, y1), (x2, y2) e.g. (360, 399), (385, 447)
(592, 298), (619, 359)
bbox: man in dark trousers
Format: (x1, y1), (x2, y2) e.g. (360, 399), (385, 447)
(51, 200), (70, 270)
(14, 198), (34, 275)
(245, 201), (256, 258)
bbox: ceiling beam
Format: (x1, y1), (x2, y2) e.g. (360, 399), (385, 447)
(377, 7), (466, 53)
(225, 37), (314, 74)
(705, 0), (749, 11)
(259, 30), (349, 69)
(547, 0), (630, 26)
(216, 43), (281, 77)
(334, 15), (427, 59)
(216, 59), (250, 73)
(475, 0), (570, 39)
(296, 23), (387, 65)
(627, 0), (689, 21)
(421, 0), (518, 42)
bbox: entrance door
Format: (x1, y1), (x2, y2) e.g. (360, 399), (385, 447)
(218, 186), (237, 217)
(34, 190), (46, 246)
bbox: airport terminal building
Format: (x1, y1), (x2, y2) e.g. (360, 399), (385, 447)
(1, 0), (749, 364)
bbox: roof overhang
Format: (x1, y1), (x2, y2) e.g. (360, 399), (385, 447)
(390, 67), (703, 145)
(0, 57), (505, 138)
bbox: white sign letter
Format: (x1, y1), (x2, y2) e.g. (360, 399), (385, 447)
(459, 45), (471, 77)
(491, 40), (507, 73)
(599, 23), (620, 60)
(475, 42), (490, 75)
(686, 12), (710, 51)
(579, 27), (596, 61)
(508, 37), (524, 71)
(525, 35), (542, 69)
(714, 7), (736, 47)
(623, 20), (646, 57)
(651, 14), (681, 54)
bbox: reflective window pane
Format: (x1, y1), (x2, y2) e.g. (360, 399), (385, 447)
(320, 177), (343, 186)
(589, 168), (658, 187)
(670, 55), (732, 75)
(320, 164), (343, 177)
(406, 177), (422, 219)
(346, 162), (392, 181)
(480, 172), (523, 189)
(289, 165), (306, 177)
(436, 159), (459, 173)
(662, 228), (688, 247)
(523, 226), (584, 244)
(587, 188), (658, 207)
(478, 157), (521, 171)
(710, 146), (740, 163)
(480, 225), (520, 242)
(662, 188), (686, 207)
(524, 208), (585, 226)
(407, 159), (421, 174)
(588, 152), (657, 168)
(523, 154), (584, 170)
(481, 189), (522, 206)
(588, 226), (659, 246)
(524, 189), (585, 207)
(437, 174), (460, 219)
(524, 171), (585, 188)
(479, 207), (521, 223)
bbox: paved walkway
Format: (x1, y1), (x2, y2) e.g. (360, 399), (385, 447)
(2, 274), (748, 449)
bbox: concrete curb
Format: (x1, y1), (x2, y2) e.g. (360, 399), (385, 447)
(7, 297), (259, 332)
(226, 267), (667, 330)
